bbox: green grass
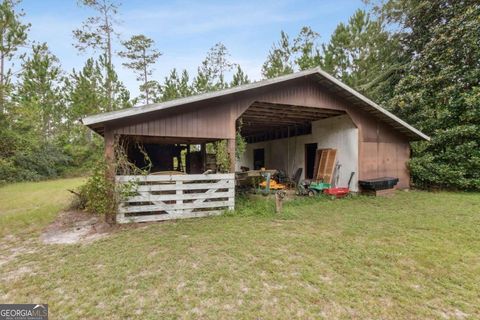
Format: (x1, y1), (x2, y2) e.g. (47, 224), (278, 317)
(0, 177), (84, 238)
(1, 179), (479, 319)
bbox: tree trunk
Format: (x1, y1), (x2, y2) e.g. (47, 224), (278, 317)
(0, 27), (5, 114)
(0, 53), (4, 114)
(143, 49), (149, 104)
(104, 11), (113, 112)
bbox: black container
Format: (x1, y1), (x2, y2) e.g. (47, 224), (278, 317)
(359, 177), (399, 191)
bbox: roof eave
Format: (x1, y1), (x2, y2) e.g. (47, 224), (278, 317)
(313, 69), (430, 141)
(81, 67), (430, 141)
(81, 68), (320, 127)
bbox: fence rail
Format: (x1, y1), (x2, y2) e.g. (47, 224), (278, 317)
(115, 173), (235, 223)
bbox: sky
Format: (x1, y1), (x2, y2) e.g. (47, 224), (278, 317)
(20, 0), (364, 97)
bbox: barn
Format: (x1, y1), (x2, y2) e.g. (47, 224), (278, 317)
(82, 68), (429, 223)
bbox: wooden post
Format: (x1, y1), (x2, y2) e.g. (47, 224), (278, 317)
(186, 144), (190, 173)
(201, 143), (207, 172)
(275, 190), (286, 213)
(176, 180), (183, 214)
(104, 126), (116, 224)
(275, 193), (283, 213)
(227, 138), (236, 173)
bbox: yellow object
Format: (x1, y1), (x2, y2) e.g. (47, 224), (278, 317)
(259, 180), (286, 190)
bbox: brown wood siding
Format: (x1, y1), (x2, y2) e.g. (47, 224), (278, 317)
(110, 77), (412, 187)
(113, 103), (237, 140)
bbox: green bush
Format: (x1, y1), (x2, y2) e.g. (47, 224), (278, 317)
(61, 136), (103, 176)
(76, 143), (146, 216)
(0, 142), (71, 183)
(409, 126), (480, 190)
(77, 164), (115, 215)
(0, 158), (40, 184)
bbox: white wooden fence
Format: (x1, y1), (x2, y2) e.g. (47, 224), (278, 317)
(115, 173), (235, 223)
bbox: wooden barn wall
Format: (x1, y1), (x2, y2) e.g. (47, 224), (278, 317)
(110, 77), (412, 187)
(112, 102), (239, 140)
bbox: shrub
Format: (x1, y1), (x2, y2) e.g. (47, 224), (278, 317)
(75, 141), (149, 217)
(409, 127), (480, 190)
(0, 141), (71, 183)
(77, 163), (115, 215)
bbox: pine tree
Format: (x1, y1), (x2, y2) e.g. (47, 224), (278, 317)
(119, 34), (162, 104)
(230, 65), (250, 87)
(14, 43), (63, 140)
(62, 55), (130, 168)
(160, 68), (192, 102)
(178, 70), (191, 98)
(98, 53), (131, 111)
(292, 26), (321, 70)
(321, 9), (400, 102)
(73, 0), (121, 111)
(64, 55), (130, 126)
(65, 58), (105, 120)
(0, 43), (70, 181)
(0, 0), (29, 113)
(63, 58), (105, 166)
(193, 42), (234, 93)
(261, 31), (294, 79)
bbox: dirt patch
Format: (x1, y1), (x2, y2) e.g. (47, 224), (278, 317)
(3, 265), (34, 282)
(41, 210), (113, 245)
(0, 237), (36, 267)
(439, 309), (469, 320)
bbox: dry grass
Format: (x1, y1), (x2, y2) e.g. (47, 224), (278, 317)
(1, 179), (479, 319)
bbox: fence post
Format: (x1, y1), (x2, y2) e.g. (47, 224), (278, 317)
(176, 180), (183, 215)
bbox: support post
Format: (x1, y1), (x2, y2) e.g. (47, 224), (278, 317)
(104, 126), (116, 224)
(201, 143), (207, 172)
(186, 144), (190, 173)
(227, 138), (236, 173)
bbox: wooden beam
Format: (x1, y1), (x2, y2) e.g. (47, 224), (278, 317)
(244, 110), (332, 119)
(250, 102), (345, 115)
(242, 117), (310, 126)
(247, 107), (332, 117)
(122, 135), (220, 145)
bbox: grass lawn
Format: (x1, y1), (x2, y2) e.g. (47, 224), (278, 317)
(1, 178), (479, 319)
(0, 177), (85, 239)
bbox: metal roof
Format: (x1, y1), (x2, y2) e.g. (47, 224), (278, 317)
(81, 67), (429, 141)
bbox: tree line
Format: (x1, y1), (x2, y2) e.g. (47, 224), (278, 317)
(0, 0), (478, 190)
(0, 0), (250, 183)
(260, 0), (479, 190)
